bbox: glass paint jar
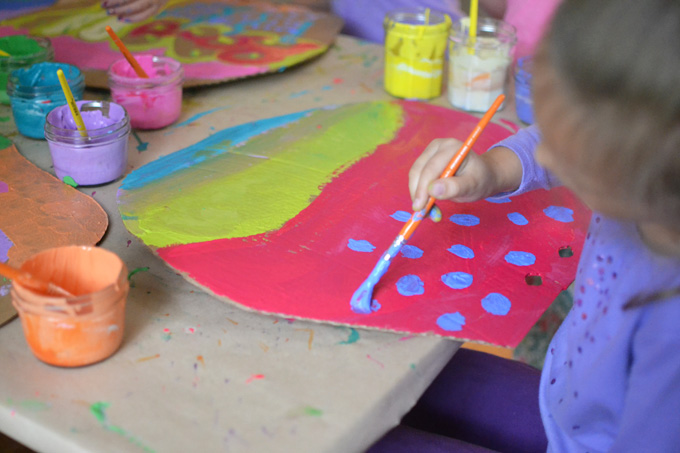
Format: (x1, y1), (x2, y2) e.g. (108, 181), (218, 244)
(383, 8), (451, 99)
(108, 55), (183, 130)
(7, 62), (84, 139)
(514, 56), (534, 124)
(0, 35), (54, 105)
(45, 100), (130, 186)
(11, 246), (129, 367)
(448, 18), (516, 112)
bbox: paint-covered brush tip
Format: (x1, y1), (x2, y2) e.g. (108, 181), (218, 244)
(350, 281), (374, 314)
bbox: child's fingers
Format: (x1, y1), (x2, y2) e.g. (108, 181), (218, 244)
(408, 140), (444, 203)
(409, 139), (464, 211)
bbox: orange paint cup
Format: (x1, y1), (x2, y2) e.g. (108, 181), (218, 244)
(11, 246), (129, 367)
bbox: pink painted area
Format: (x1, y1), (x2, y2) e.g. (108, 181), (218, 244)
(0, 181), (8, 193)
(157, 101), (590, 347)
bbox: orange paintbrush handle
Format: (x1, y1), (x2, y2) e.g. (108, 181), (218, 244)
(0, 262), (72, 297)
(397, 94), (506, 241)
(0, 262), (21, 281)
(0, 262), (48, 293)
(105, 26), (149, 78)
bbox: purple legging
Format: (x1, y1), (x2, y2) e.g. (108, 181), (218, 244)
(366, 348), (547, 453)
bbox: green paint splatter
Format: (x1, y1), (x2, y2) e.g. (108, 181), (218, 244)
(339, 328), (360, 345)
(63, 176), (78, 187)
(410, 363), (416, 370)
(6, 398), (50, 411)
(0, 135), (11, 149)
(303, 406), (323, 417)
(0, 116), (10, 123)
(127, 266), (150, 281)
(90, 402), (155, 453)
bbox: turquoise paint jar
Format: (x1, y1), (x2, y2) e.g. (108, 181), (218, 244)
(7, 62), (84, 139)
(0, 35), (54, 105)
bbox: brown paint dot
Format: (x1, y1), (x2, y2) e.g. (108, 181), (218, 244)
(559, 246), (574, 258)
(525, 274), (543, 286)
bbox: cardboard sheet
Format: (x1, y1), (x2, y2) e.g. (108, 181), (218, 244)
(0, 0), (343, 88)
(117, 101), (590, 348)
(0, 140), (108, 325)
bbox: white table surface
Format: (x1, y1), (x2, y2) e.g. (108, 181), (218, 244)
(0, 34), (524, 452)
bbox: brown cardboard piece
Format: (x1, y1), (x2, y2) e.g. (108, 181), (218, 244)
(0, 142), (108, 326)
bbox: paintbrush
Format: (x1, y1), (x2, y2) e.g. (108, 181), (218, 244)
(57, 68), (88, 138)
(105, 26), (149, 78)
(350, 94), (505, 314)
(0, 262), (73, 297)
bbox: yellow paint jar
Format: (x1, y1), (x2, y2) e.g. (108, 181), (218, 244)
(384, 8), (451, 99)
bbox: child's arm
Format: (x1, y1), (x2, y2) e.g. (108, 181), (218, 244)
(409, 125), (559, 211)
(102, 0), (167, 22)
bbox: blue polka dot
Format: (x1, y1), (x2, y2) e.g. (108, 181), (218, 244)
(441, 272), (473, 289)
(437, 312), (466, 331)
(485, 197), (511, 204)
(347, 239), (375, 253)
(507, 212), (529, 225)
(390, 211), (411, 222)
(482, 293), (511, 315)
(400, 245), (424, 259)
(447, 244), (474, 259)
(449, 214), (480, 226)
(505, 251), (536, 266)
(543, 206), (574, 223)
(396, 275), (425, 296)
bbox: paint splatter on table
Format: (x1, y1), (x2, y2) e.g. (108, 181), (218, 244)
(117, 100), (590, 348)
(0, 0), (343, 88)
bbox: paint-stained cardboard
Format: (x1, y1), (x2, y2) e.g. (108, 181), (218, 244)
(117, 101), (590, 348)
(0, 142), (108, 326)
(0, 0), (343, 88)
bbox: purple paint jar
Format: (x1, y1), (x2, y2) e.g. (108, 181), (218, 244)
(44, 100), (130, 186)
(514, 56), (534, 124)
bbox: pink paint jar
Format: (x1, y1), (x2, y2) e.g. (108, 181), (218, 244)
(44, 100), (130, 186)
(108, 55), (183, 130)
(11, 246), (129, 367)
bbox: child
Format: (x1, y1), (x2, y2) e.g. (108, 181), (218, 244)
(369, 0), (680, 451)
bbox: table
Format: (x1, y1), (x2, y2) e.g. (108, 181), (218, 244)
(0, 35), (521, 453)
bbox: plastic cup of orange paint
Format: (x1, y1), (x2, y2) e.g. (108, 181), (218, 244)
(11, 246), (129, 367)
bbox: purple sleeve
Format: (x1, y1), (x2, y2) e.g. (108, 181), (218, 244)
(609, 298), (680, 451)
(488, 124), (561, 198)
(331, 0), (463, 43)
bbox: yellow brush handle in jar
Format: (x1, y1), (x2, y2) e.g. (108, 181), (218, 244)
(468, 0), (479, 54)
(57, 69), (87, 138)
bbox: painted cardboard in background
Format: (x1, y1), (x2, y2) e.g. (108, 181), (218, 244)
(0, 0), (343, 88)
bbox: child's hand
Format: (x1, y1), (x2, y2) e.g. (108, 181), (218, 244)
(102, 0), (167, 22)
(409, 139), (522, 211)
